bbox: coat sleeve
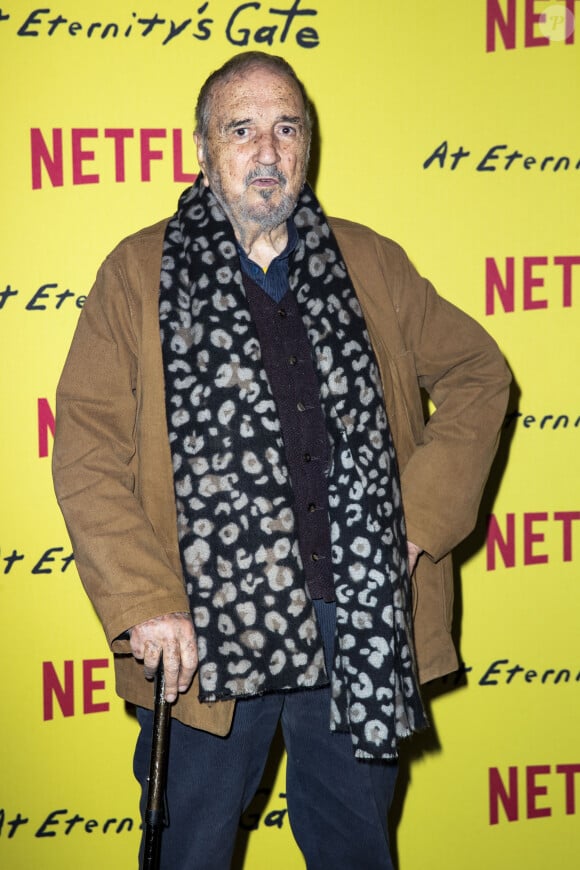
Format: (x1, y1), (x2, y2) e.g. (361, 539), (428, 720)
(390, 243), (511, 561)
(52, 250), (190, 650)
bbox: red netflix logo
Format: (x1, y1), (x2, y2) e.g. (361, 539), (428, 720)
(486, 0), (578, 52)
(31, 127), (197, 189)
(487, 512), (580, 569)
(485, 256), (580, 314)
(38, 398), (55, 458)
(42, 659), (110, 720)
(489, 764), (580, 823)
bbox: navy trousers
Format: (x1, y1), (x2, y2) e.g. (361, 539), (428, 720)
(133, 602), (398, 869)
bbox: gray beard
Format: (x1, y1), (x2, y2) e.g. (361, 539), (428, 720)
(206, 166), (300, 237)
(234, 186), (297, 233)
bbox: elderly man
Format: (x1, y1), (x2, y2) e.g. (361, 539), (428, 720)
(53, 51), (510, 869)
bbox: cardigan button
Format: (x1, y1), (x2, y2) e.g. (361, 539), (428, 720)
(303, 452), (311, 462)
(297, 401), (306, 412)
(278, 307), (287, 317)
(288, 355), (298, 366)
(307, 502), (316, 512)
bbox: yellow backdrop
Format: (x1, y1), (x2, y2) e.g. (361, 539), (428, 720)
(1, 1), (579, 868)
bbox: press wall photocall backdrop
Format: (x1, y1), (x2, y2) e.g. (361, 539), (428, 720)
(1, 1), (579, 868)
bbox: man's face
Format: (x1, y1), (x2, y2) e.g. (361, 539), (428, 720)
(195, 67), (310, 239)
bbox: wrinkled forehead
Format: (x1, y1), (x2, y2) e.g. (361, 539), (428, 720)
(209, 68), (307, 128)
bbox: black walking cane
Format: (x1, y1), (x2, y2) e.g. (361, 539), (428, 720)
(142, 654), (171, 870)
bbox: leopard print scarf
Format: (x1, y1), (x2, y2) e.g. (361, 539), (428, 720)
(159, 178), (426, 758)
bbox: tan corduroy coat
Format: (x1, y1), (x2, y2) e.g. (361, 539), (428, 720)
(53, 215), (511, 736)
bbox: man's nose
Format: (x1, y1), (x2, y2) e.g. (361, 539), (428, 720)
(254, 131), (279, 164)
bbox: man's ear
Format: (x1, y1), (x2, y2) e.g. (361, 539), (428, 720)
(193, 133), (209, 186)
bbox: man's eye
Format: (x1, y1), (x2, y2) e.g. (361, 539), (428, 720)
(279, 126), (296, 136)
(234, 128), (248, 137)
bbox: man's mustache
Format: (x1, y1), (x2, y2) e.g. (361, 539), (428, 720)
(245, 167), (287, 186)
